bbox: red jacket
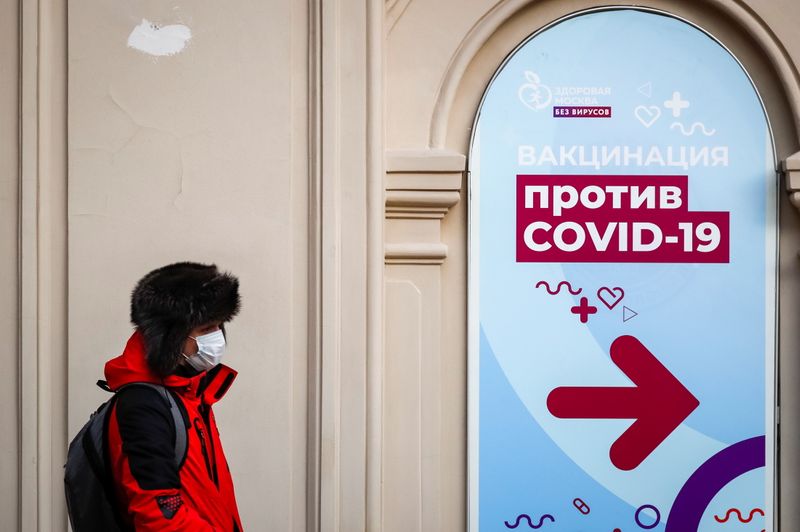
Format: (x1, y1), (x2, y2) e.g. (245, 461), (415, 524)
(105, 331), (243, 531)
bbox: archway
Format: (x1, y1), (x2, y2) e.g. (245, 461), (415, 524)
(467, 7), (780, 530)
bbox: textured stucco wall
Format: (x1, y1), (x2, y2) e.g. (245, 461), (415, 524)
(0, 0), (19, 529)
(68, 1), (310, 529)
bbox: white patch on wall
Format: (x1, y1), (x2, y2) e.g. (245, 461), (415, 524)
(127, 19), (191, 57)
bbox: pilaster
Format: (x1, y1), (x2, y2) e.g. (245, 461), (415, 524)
(382, 149), (464, 532)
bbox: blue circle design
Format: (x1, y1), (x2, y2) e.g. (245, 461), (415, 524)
(635, 504), (661, 529)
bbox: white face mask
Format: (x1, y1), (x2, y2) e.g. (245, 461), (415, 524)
(182, 329), (226, 372)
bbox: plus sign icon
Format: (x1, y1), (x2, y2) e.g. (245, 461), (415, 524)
(570, 297), (597, 323)
(664, 91), (690, 117)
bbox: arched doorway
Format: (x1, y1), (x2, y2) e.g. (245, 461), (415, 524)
(468, 8), (777, 531)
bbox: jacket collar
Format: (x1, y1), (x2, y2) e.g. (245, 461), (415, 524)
(190, 363), (238, 405)
(105, 330), (237, 404)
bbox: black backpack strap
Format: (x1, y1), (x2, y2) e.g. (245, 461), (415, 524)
(100, 392), (134, 531)
(82, 399), (118, 487)
(116, 383), (188, 470)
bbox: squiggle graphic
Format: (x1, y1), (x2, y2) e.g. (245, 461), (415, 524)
(503, 513), (555, 529)
(713, 507), (764, 523)
(535, 281), (582, 295)
(670, 121), (716, 136)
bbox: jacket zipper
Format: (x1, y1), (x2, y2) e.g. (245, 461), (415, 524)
(193, 418), (215, 483)
(202, 408), (219, 487)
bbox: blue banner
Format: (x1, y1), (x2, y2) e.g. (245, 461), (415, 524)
(469, 9), (777, 532)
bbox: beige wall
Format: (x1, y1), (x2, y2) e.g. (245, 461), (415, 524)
(8, 0), (381, 528)
(66, 0), (313, 530)
(8, 0), (800, 530)
(1, 0), (19, 530)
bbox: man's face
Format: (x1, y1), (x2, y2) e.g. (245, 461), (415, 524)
(182, 321), (223, 357)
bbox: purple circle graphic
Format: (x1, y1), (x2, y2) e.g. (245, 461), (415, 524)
(665, 436), (765, 532)
(635, 504), (660, 529)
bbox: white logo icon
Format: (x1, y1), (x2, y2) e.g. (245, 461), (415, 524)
(634, 105), (661, 128)
(518, 71), (552, 111)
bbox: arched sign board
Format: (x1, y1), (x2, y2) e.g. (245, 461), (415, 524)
(468, 8), (777, 531)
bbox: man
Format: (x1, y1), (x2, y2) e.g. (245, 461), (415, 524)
(103, 262), (243, 531)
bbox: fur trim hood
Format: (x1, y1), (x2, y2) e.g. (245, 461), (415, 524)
(130, 262), (240, 376)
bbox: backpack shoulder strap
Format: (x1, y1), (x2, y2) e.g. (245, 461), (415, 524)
(116, 382), (188, 470)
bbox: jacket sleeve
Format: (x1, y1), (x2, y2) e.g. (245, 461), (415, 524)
(114, 386), (217, 531)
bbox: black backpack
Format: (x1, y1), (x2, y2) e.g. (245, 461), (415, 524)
(64, 381), (188, 532)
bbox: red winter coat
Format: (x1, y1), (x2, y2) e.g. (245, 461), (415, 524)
(105, 331), (243, 531)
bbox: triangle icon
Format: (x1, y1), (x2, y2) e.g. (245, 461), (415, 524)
(638, 82), (653, 98)
(623, 306), (638, 322)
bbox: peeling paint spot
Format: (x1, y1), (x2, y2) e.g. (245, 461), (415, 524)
(127, 19), (191, 57)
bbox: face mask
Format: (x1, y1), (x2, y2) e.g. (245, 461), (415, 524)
(182, 329), (226, 372)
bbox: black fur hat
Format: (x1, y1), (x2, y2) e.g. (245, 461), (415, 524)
(131, 262), (240, 376)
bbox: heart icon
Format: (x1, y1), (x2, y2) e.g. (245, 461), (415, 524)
(634, 105), (661, 128)
(597, 287), (625, 310)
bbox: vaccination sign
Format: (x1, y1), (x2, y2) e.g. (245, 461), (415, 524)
(469, 9), (777, 532)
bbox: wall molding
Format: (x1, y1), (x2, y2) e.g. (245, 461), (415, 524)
(312, 0), (384, 530)
(784, 150), (800, 210)
(19, 0), (68, 529)
(384, 149), (464, 265)
(385, 190), (461, 220)
(386, 0), (414, 34)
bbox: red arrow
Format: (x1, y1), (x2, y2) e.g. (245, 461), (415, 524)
(546, 335), (699, 471)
